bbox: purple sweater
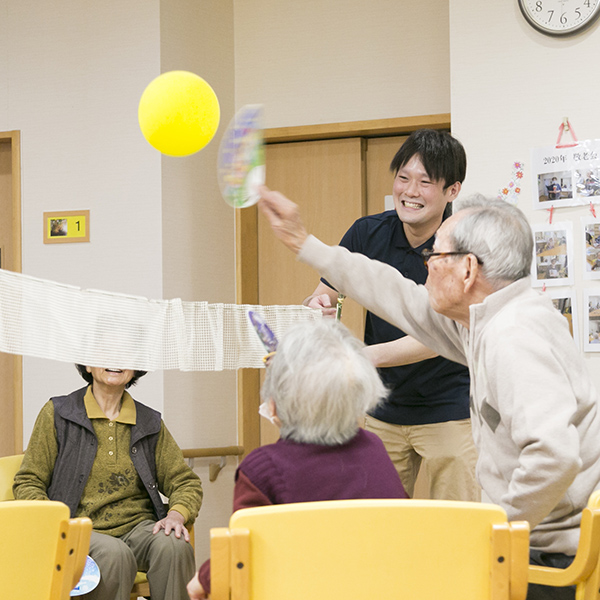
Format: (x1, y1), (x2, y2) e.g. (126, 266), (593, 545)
(198, 428), (406, 591)
(236, 428), (407, 504)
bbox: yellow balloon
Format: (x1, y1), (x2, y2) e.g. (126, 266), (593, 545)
(138, 71), (220, 157)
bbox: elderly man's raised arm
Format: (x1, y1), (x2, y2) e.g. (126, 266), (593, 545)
(260, 187), (441, 367)
(258, 187), (466, 365)
(299, 235), (465, 362)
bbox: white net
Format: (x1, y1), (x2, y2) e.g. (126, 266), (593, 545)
(0, 268), (321, 371)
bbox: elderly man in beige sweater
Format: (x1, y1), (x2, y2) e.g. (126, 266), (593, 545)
(258, 186), (600, 600)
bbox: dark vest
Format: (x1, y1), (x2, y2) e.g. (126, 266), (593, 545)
(47, 385), (167, 520)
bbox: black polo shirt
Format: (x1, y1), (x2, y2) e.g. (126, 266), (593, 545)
(322, 210), (470, 426)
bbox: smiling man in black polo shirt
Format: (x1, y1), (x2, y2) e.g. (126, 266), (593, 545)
(303, 129), (479, 501)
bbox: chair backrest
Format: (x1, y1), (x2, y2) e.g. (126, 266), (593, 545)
(210, 499), (529, 600)
(588, 489), (600, 510)
(61, 514), (94, 598)
(0, 453), (24, 500)
(528, 489), (600, 600)
(0, 499), (92, 600)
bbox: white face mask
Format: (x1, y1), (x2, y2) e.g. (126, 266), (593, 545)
(258, 401), (277, 425)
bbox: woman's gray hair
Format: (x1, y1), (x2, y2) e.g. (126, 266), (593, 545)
(261, 319), (387, 445)
(451, 195), (533, 289)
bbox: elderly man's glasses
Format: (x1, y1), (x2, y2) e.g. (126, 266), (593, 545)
(422, 249), (484, 267)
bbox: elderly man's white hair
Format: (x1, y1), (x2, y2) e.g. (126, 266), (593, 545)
(261, 319), (388, 445)
(452, 195), (534, 290)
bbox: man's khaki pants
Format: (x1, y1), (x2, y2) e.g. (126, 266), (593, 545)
(364, 415), (481, 501)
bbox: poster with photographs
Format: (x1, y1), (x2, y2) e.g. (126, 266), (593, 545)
(531, 221), (574, 287)
(544, 290), (579, 349)
(584, 289), (600, 352)
(581, 217), (600, 280)
(575, 167), (600, 201)
(531, 139), (600, 210)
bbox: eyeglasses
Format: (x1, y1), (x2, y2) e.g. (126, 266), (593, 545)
(421, 249), (483, 267)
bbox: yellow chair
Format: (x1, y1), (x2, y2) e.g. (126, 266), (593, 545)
(0, 453), (24, 500)
(529, 490), (600, 600)
(62, 514), (94, 598)
(0, 499), (91, 600)
(0, 454), (194, 600)
(209, 498), (530, 600)
(130, 572), (151, 599)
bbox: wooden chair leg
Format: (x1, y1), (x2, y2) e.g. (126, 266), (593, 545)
(130, 573), (150, 599)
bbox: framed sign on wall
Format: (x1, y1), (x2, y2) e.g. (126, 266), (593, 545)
(43, 210), (90, 244)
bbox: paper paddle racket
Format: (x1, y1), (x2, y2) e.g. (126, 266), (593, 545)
(217, 104), (265, 208)
(248, 310), (278, 355)
(249, 310), (279, 423)
(70, 555), (100, 596)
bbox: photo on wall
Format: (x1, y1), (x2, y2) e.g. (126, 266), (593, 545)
(531, 221), (574, 287)
(544, 290), (579, 349)
(50, 218), (68, 237)
(582, 217), (600, 280)
(536, 170), (572, 206)
(575, 168), (600, 202)
(584, 289), (600, 352)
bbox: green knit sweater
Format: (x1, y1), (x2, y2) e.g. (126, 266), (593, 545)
(14, 388), (203, 537)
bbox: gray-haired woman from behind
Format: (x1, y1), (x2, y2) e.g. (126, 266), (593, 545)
(188, 319), (407, 600)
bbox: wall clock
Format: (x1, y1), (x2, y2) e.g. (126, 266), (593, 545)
(518, 0), (600, 36)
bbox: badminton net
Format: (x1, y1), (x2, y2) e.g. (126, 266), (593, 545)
(0, 268), (321, 371)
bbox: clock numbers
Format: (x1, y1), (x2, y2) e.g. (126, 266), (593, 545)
(520, 0), (600, 35)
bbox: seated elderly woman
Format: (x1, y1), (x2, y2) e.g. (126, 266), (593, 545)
(187, 319), (407, 599)
(13, 365), (203, 600)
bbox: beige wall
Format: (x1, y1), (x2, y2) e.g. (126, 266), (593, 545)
(233, 0), (451, 127)
(160, 0), (236, 449)
(160, 0), (237, 562)
(0, 0), (165, 437)
(450, 0), (600, 387)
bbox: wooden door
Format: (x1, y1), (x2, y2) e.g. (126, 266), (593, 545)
(366, 136), (408, 215)
(260, 137), (366, 331)
(257, 138), (367, 444)
(0, 132), (22, 456)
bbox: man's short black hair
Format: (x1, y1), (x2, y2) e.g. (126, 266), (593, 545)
(389, 129), (467, 189)
(75, 364), (147, 389)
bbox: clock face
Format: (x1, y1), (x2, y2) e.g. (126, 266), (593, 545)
(519, 0), (600, 36)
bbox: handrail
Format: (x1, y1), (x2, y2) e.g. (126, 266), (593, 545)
(182, 446), (244, 482)
(182, 446), (244, 459)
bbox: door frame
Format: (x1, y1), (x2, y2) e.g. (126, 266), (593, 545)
(235, 113), (451, 456)
(0, 131), (23, 454)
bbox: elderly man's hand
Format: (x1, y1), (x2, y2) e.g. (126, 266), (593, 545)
(152, 510), (190, 542)
(187, 574), (208, 599)
(258, 186), (308, 254)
